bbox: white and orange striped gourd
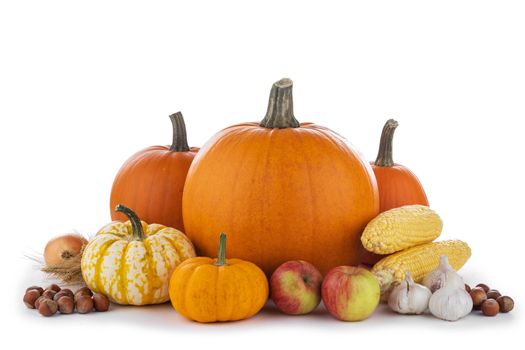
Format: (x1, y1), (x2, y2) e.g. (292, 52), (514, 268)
(81, 204), (196, 305)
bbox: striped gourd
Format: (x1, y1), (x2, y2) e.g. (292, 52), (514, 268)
(81, 205), (196, 305)
(372, 240), (471, 297)
(361, 205), (442, 255)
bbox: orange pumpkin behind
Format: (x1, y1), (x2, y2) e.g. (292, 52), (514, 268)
(362, 119), (429, 265)
(110, 112), (198, 231)
(182, 79), (379, 276)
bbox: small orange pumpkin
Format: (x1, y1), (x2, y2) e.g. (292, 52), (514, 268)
(362, 119), (429, 265)
(169, 233), (268, 323)
(110, 112), (198, 231)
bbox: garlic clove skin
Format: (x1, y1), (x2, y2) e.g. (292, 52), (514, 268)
(429, 285), (473, 321)
(423, 255), (464, 293)
(388, 272), (432, 315)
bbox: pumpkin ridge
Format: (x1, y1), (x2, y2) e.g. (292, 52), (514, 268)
(247, 261), (269, 315)
(93, 238), (119, 296)
(123, 154), (158, 222)
(111, 150), (153, 212)
(145, 151), (173, 225)
(182, 265), (200, 320)
(231, 263), (258, 319)
(250, 129), (274, 266)
(188, 265), (217, 322)
(152, 234), (179, 274)
(297, 130), (317, 259)
(158, 232), (185, 261)
(119, 241), (131, 304)
(141, 239), (160, 303)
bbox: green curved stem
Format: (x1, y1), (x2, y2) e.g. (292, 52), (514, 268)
(259, 78), (300, 129)
(374, 119), (399, 167)
(169, 112), (190, 152)
(214, 232), (227, 266)
(115, 204), (146, 241)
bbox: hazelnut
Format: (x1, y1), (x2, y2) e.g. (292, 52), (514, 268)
(57, 296), (75, 314)
(76, 295), (94, 314)
(42, 289), (57, 300)
(23, 290), (41, 309)
(464, 284), (471, 293)
(34, 296), (48, 309)
(476, 283), (490, 293)
(54, 290), (74, 301)
(93, 293), (110, 312)
(46, 284), (61, 293)
(75, 287), (93, 297)
(75, 287), (93, 302)
(470, 287), (487, 307)
(25, 286), (44, 295)
(497, 296), (514, 313)
(481, 299), (500, 316)
(61, 288), (74, 298)
(38, 299), (58, 316)
(486, 289), (501, 300)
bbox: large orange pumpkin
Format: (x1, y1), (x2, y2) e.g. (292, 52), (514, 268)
(182, 78), (379, 276)
(362, 119), (429, 265)
(110, 112), (199, 231)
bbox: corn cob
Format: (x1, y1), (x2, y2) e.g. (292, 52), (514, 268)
(361, 205), (443, 254)
(372, 240), (471, 297)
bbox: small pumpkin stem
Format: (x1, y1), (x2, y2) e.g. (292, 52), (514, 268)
(374, 119), (399, 167)
(115, 204), (146, 241)
(259, 78), (300, 129)
(169, 112), (190, 152)
(214, 232), (227, 266)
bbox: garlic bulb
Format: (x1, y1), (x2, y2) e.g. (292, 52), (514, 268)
(423, 255), (464, 293)
(388, 272), (432, 314)
(429, 278), (473, 321)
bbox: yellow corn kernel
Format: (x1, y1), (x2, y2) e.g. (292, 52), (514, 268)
(372, 240), (471, 297)
(361, 205), (443, 254)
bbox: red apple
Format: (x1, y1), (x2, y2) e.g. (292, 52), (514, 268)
(270, 260), (323, 315)
(321, 266), (380, 321)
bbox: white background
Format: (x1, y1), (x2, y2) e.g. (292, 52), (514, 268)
(1, 0), (523, 349)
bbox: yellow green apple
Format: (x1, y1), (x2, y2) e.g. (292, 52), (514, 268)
(321, 266), (380, 321)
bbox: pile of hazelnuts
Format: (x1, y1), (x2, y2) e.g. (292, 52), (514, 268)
(465, 283), (514, 317)
(23, 284), (110, 316)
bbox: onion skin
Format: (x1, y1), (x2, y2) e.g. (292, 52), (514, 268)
(43, 234), (87, 266)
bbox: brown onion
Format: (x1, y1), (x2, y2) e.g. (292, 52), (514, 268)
(43, 234), (87, 266)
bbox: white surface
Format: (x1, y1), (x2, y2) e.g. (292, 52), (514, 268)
(1, 1), (523, 349)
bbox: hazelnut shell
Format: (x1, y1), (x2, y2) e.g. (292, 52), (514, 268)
(38, 299), (58, 316)
(497, 296), (514, 313)
(34, 296), (48, 309)
(46, 284), (61, 293)
(93, 293), (110, 312)
(75, 287), (93, 297)
(481, 299), (500, 316)
(470, 287), (487, 307)
(26, 286), (44, 295)
(42, 289), (57, 300)
(486, 289), (501, 300)
(476, 283), (490, 293)
(76, 295), (94, 314)
(54, 290), (74, 301)
(57, 296), (75, 314)
(23, 290), (41, 309)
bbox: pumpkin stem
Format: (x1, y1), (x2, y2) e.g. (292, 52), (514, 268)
(169, 111), (190, 152)
(259, 78), (300, 129)
(115, 204), (146, 241)
(214, 232), (227, 266)
(374, 119), (399, 167)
